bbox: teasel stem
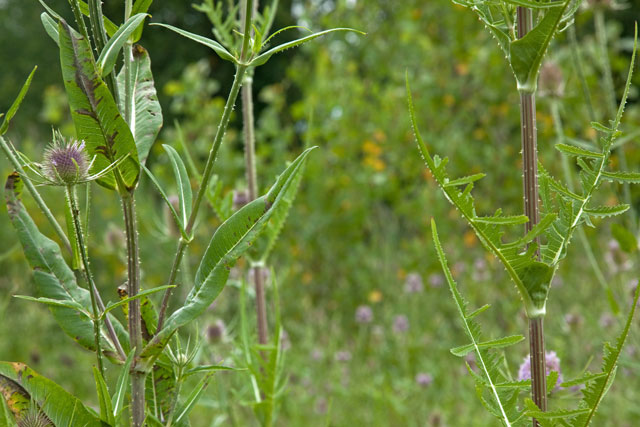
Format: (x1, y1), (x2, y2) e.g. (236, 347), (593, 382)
(68, 0), (90, 40)
(88, 0), (120, 105)
(157, 0), (255, 331)
(516, 6), (546, 423)
(240, 0), (269, 346)
(65, 185), (105, 375)
(121, 188), (145, 426)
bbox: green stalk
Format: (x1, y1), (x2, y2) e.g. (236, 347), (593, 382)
(68, 0), (90, 40)
(88, 0), (120, 104)
(595, 8), (636, 233)
(121, 189), (144, 426)
(241, 0), (268, 346)
(157, 0), (255, 330)
(0, 136), (71, 254)
(516, 6), (546, 422)
(65, 185), (104, 375)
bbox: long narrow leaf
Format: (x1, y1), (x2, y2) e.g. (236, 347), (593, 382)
(0, 66), (37, 135)
(97, 13), (148, 76)
(251, 28), (364, 67)
(163, 144), (192, 228)
(151, 23), (236, 62)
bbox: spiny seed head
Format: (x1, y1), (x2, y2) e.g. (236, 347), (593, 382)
(43, 134), (90, 185)
(18, 404), (52, 427)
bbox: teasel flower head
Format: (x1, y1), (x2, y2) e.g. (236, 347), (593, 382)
(20, 130), (126, 187)
(43, 133), (90, 185)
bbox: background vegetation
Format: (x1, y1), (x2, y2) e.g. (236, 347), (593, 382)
(1, 0), (639, 425)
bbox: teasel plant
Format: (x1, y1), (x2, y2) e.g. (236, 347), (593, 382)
(0, 0), (358, 425)
(408, 0), (639, 425)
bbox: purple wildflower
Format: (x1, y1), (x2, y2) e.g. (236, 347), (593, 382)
(335, 350), (352, 362)
(404, 272), (424, 294)
(415, 372), (434, 387)
(392, 314), (409, 334)
(43, 137), (90, 185)
(355, 305), (373, 324)
(428, 273), (444, 288)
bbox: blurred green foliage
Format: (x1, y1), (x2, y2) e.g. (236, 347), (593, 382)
(1, 0), (640, 425)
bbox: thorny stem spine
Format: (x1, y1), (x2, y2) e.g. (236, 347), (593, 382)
(516, 6), (547, 423)
(157, 0), (255, 331)
(66, 185), (104, 375)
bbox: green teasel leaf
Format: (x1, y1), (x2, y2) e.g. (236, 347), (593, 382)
(560, 372), (606, 389)
(112, 349), (135, 421)
(146, 356), (176, 421)
(139, 147), (316, 369)
(97, 13), (148, 77)
(431, 220), (524, 425)
(443, 173), (486, 187)
(59, 20), (140, 191)
(524, 399), (590, 422)
(116, 44), (162, 165)
(474, 215), (529, 225)
(611, 223), (637, 253)
(142, 164), (189, 239)
(0, 66), (36, 136)
(546, 370), (559, 395)
(4, 173), (120, 358)
(0, 362), (102, 426)
(555, 143), (603, 159)
(185, 364), (243, 377)
(163, 144), (192, 228)
(41, 12), (60, 45)
(601, 170), (640, 184)
(450, 335), (525, 357)
(102, 285), (173, 317)
(584, 204), (630, 218)
(521, 262), (553, 310)
(151, 23), (236, 63)
(572, 283), (640, 426)
(249, 150), (311, 262)
(13, 295), (90, 314)
(509, 0), (571, 93)
(171, 374), (213, 425)
(93, 367), (115, 425)
(407, 76), (553, 317)
(250, 28), (365, 67)
(131, 0), (154, 42)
